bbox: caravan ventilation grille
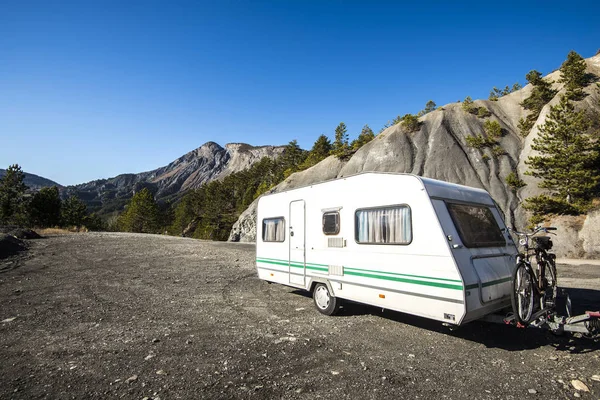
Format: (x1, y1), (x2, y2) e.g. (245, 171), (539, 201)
(328, 237), (345, 248)
(328, 265), (344, 276)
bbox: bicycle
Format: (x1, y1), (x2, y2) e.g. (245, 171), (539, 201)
(508, 226), (558, 325)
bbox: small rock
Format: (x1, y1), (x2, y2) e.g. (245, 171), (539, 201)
(152, 338), (160, 343)
(574, 393), (580, 398)
(1, 317), (16, 323)
(186, 340), (192, 345)
(156, 370), (167, 375)
(125, 375), (138, 384)
(549, 356), (558, 361)
(408, 354), (415, 358)
(591, 375), (600, 382)
(571, 380), (589, 392)
(331, 371), (340, 375)
(295, 308), (305, 311)
(528, 389), (537, 394)
(144, 354), (155, 361)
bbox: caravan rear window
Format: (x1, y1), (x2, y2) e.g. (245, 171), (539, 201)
(262, 217), (285, 242)
(355, 205), (412, 244)
(447, 203), (505, 248)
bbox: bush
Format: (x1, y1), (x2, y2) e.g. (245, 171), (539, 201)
(505, 172), (526, 190)
(466, 135), (486, 148)
(492, 145), (505, 157)
(477, 107), (492, 118)
(400, 114), (421, 132)
(483, 120), (502, 139)
(462, 96), (475, 113)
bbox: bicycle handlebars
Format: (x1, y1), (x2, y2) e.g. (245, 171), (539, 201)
(508, 226), (557, 237)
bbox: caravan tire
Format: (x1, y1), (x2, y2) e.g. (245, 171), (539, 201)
(313, 283), (341, 316)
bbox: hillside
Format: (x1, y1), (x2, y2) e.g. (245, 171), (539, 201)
(230, 53), (600, 257)
(64, 142), (285, 215)
(0, 169), (62, 191)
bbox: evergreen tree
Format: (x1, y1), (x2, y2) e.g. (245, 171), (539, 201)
(0, 164), (29, 226)
(299, 134), (332, 169)
(462, 96), (475, 113)
(331, 122), (350, 158)
(512, 82), (522, 92)
(28, 186), (62, 227)
(519, 70), (558, 136)
(281, 140), (308, 178)
(61, 195), (88, 227)
(424, 100), (437, 114)
(351, 125), (375, 150)
(559, 50), (588, 100)
(117, 188), (160, 233)
(525, 96), (599, 216)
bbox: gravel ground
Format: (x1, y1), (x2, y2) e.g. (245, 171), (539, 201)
(0, 233), (598, 400)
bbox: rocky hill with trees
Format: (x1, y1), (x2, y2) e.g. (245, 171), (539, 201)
(0, 169), (61, 191)
(229, 51), (600, 257)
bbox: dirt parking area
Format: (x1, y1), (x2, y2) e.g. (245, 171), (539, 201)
(0, 233), (598, 399)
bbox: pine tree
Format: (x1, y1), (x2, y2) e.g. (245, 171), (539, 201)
(519, 70), (558, 136)
(331, 122), (350, 158)
(281, 140), (307, 178)
(61, 195), (88, 227)
(425, 100), (436, 113)
(117, 188), (160, 233)
(525, 96), (599, 215)
(299, 134), (332, 169)
(559, 50), (588, 100)
(28, 186), (62, 227)
(0, 164), (29, 226)
(351, 125), (375, 150)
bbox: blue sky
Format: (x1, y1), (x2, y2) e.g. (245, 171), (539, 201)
(1, 0), (598, 185)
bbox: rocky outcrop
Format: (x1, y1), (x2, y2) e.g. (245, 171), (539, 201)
(230, 54), (600, 258)
(66, 142), (285, 215)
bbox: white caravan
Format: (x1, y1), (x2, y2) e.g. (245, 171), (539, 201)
(255, 172), (518, 326)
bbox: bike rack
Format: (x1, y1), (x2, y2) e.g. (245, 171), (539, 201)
(480, 294), (600, 337)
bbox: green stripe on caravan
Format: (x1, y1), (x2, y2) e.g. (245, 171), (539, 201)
(256, 257), (463, 290)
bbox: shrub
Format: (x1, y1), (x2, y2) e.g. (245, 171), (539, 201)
(466, 135), (486, 148)
(492, 145), (505, 157)
(400, 114), (421, 132)
(477, 107), (492, 118)
(483, 120), (502, 139)
(506, 172), (526, 190)
(462, 96), (475, 113)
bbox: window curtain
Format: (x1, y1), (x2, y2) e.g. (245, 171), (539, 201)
(264, 219), (285, 242)
(357, 206), (411, 244)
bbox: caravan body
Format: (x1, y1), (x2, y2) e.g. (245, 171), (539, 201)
(255, 173), (518, 325)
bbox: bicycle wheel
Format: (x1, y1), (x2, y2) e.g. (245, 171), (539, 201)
(545, 255), (558, 301)
(511, 263), (535, 325)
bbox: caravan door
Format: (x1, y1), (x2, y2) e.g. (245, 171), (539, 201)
(289, 200), (306, 286)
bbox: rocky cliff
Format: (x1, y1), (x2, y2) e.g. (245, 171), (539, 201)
(229, 54), (600, 258)
(66, 142), (285, 214)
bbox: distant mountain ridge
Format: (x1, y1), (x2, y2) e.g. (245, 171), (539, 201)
(0, 169), (62, 190)
(64, 142), (285, 215)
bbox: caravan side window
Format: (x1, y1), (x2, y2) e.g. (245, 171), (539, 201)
(262, 217), (285, 242)
(355, 205), (412, 244)
(322, 211), (340, 235)
(446, 203), (505, 248)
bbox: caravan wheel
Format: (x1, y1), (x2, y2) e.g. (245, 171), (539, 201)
(313, 283), (341, 316)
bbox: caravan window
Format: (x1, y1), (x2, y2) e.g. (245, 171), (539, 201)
(322, 211), (340, 235)
(262, 217), (285, 242)
(447, 203), (505, 248)
(355, 205), (412, 244)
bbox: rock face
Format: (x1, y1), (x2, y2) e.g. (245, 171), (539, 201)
(230, 54), (600, 258)
(66, 142), (285, 215)
(0, 169), (62, 191)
